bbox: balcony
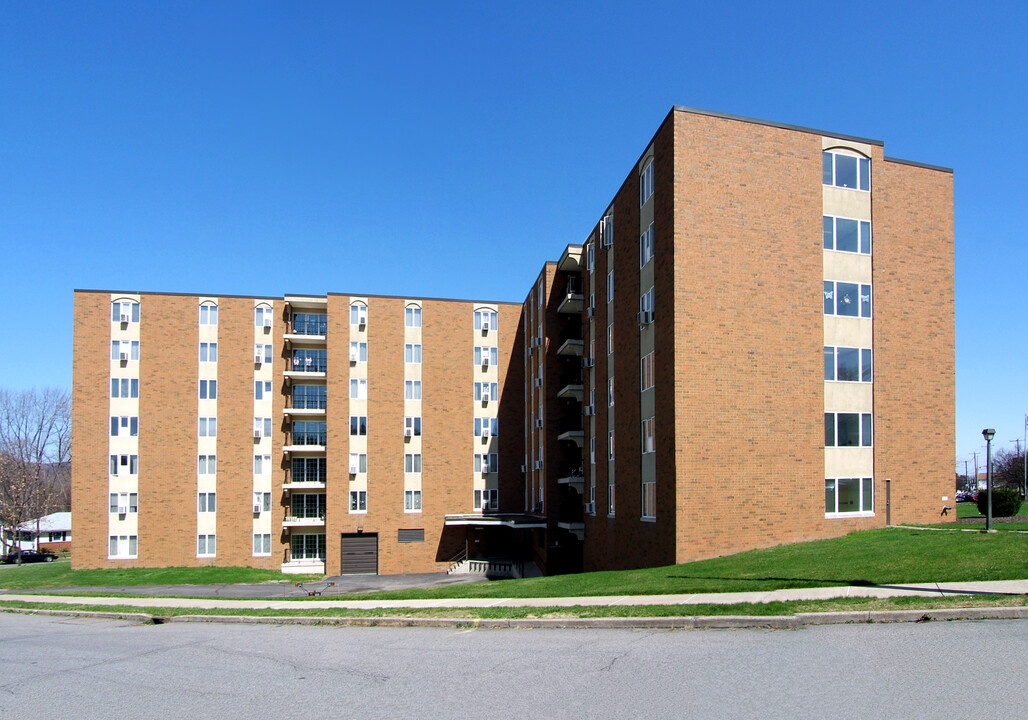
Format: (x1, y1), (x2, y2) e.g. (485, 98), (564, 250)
(557, 429), (585, 448)
(557, 279), (584, 315)
(284, 354), (327, 380)
(557, 520), (585, 541)
(557, 243), (584, 273)
(282, 478), (327, 491)
(557, 467), (585, 491)
(283, 431), (326, 454)
(282, 515), (326, 528)
(556, 337), (584, 356)
(557, 380), (584, 402)
(283, 396), (327, 417)
(281, 557), (326, 575)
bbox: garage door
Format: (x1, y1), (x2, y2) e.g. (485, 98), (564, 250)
(340, 533), (378, 575)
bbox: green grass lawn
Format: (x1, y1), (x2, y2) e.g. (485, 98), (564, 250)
(956, 500), (1028, 519)
(0, 561), (318, 590)
(2, 526), (1026, 600)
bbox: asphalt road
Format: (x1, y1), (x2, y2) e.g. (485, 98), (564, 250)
(1, 613), (1024, 719)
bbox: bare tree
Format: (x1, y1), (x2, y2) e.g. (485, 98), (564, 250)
(0, 388), (71, 557)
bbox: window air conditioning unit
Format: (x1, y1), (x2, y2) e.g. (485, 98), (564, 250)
(482, 356), (490, 368)
(404, 427), (413, 438)
(586, 307), (594, 318)
(263, 316), (273, 328)
(527, 346), (534, 356)
(254, 354), (263, 365)
(481, 392), (490, 403)
(520, 464), (526, 473)
(253, 429), (263, 440)
(481, 464), (490, 475)
(349, 462), (359, 475)
(120, 313), (130, 324)
(534, 460), (544, 470)
(253, 504), (262, 514)
(535, 378), (543, 387)
(117, 506), (128, 515)
(349, 348), (359, 363)
(481, 320), (490, 332)
(584, 501), (595, 514)
(481, 434), (490, 443)
(582, 357), (594, 368)
(584, 405), (595, 416)
(535, 419), (544, 428)
(532, 337), (542, 347)
(119, 352), (129, 362)
(358, 310), (367, 326)
(638, 310), (654, 325)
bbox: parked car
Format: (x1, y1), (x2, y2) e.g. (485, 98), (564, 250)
(956, 490), (977, 503)
(1, 549), (58, 564)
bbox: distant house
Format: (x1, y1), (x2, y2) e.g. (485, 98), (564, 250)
(2, 512), (72, 553)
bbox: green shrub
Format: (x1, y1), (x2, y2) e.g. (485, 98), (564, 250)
(976, 487), (1023, 518)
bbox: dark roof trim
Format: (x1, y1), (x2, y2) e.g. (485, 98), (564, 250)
(74, 288), (519, 307)
(323, 291), (520, 307)
(883, 155), (954, 174)
(672, 105), (885, 147)
(75, 288), (280, 301)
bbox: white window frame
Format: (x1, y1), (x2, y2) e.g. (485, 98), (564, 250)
(639, 159), (654, 206)
(108, 535), (138, 558)
(641, 417), (655, 454)
(825, 477), (875, 516)
(197, 492), (216, 513)
(639, 222), (654, 267)
(823, 150), (871, 192)
(349, 490), (368, 513)
(405, 306), (422, 327)
(405, 343), (423, 364)
(404, 380), (422, 400)
(640, 352), (655, 391)
(404, 489), (422, 512)
(197, 534), (217, 557)
(252, 533), (272, 556)
(199, 303), (218, 326)
(350, 378), (368, 400)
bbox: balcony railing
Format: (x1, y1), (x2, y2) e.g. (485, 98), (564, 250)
(288, 357), (327, 372)
(291, 316), (328, 335)
(289, 396), (327, 410)
(290, 432), (327, 446)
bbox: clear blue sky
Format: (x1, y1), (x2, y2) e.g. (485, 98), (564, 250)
(1, 1), (1025, 469)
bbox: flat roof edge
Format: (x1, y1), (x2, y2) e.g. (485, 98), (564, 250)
(672, 105), (886, 147)
(73, 288), (520, 306)
(883, 155), (954, 173)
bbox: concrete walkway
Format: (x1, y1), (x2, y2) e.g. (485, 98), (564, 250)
(2, 579), (1026, 612)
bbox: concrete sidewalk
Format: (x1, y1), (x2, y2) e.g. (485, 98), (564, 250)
(2, 579), (1026, 612)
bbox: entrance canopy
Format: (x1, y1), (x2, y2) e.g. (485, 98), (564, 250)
(444, 513), (547, 529)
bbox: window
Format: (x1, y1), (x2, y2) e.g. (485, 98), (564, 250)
(350, 415), (368, 436)
(601, 211), (614, 248)
(474, 309), (498, 331)
(292, 457), (326, 483)
(404, 453), (422, 473)
(197, 534), (216, 557)
(608, 480), (615, 516)
(473, 346), (498, 366)
(590, 436), (596, 465)
(111, 340), (140, 361)
(198, 417), (217, 437)
(348, 453), (368, 474)
(350, 303), (368, 326)
(291, 493), (326, 519)
(291, 533), (326, 560)
(639, 287), (654, 324)
(642, 482), (656, 519)
(198, 455), (217, 475)
(110, 378), (139, 398)
(108, 535), (137, 558)
(608, 430), (615, 460)
(474, 489), (498, 511)
(199, 380), (217, 400)
(474, 382), (498, 401)
(404, 490), (422, 511)
(108, 492), (138, 513)
(405, 343), (422, 364)
(291, 384), (325, 409)
(199, 304), (218, 325)
(607, 323), (613, 355)
(253, 454), (273, 475)
(109, 454), (138, 475)
(255, 343), (273, 364)
(639, 222), (654, 267)
(110, 416), (138, 437)
(404, 380), (422, 400)
(253, 416), (272, 438)
(349, 341), (368, 363)
(825, 412), (873, 447)
(351, 378), (368, 399)
(291, 349), (326, 372)
(349, 490), (367, 512)
(254, 306), (274, 327)
(405, 416), (422, 436)
(639, 159), (654, 206)
(608, 377), (614, 407)
(606, 270), (614, 302)
(292, 420), (326, 446)
(292, 312), (327, 336)
(398, 528), (425, 543)
(254, 380), (272, 400)
(826, 477), (874, 514)
(642, 417), (655, 454)
(253, 533), (272, 556)
(823, 150), (871, 191)
(824, 281), (872, 318)
(474, 417), (499, 437)
(199, 342), (218, 362)
(405, 306), (422, 327)
(586, 241), (595, 272)
(641, 352), (655, 391)
(824, 347), (873, 382)
(475, 453), (499, 473)
(197, 492), (216, 513)
(824, 216), (872, 254)
(112, 301), (140, 323)
(255, 491), (272, 512)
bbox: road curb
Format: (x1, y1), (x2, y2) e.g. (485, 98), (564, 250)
(5, 605), (1027, 629)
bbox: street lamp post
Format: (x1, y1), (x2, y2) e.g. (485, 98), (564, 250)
(983, 428), (996, 532)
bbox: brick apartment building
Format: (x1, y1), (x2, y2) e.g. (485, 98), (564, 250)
(71, 106), (954, 575)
